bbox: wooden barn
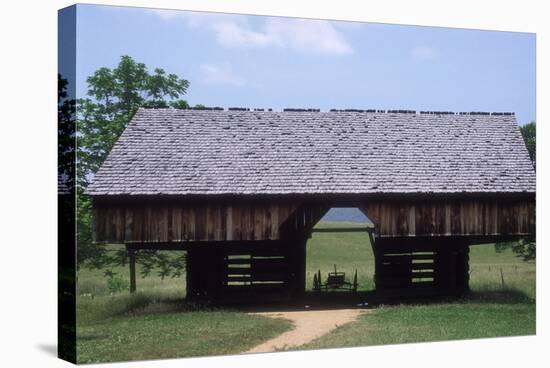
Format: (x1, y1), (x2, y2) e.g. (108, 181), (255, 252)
(87, 108), (536, 301)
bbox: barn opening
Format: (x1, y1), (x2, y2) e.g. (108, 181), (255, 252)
(306, 208), (375, 293)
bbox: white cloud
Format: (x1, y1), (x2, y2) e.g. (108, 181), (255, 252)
(199, 62), (246, 87)
(147, 9), (353, 55)
(211, 21), (278, 48)
(411, 46), (438, 61)
(263, 18), (353, 55)
(148, 9), (181, 21)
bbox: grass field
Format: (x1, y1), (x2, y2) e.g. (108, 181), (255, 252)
(300, 222), (536, 350)
(76, 221), (536, 363)
(76, 254), (294, 363)
(307, 222), (375, 290)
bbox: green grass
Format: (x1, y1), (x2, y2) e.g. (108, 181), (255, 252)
(76, 247), (292, 364)
(77, 302), (291, 363)
(76, 223), (536, 362)
(77, 247), (185, 299)
(302, 302), (535, 350)
(296, 224), (536, 350)
(469, 244), (536, 299)
(307, 221), (375, 290)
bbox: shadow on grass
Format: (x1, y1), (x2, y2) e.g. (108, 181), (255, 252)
(86, 286), (534, 320)
(109, 294), (220, 317)
(231, 287), (535, 312)
(463, 288), (534, 304)
(359, 287), (534, 307)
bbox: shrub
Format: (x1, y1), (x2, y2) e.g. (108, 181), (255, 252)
(104, 270), (129, 293)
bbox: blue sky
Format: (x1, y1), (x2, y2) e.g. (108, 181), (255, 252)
(73, 4), (535, 124)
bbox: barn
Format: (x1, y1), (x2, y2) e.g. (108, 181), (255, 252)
(87, 108), (536, 301)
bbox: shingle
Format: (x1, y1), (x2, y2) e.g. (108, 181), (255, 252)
(86, 109), (536, 196)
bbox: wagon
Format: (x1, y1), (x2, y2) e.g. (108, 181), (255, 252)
(313, 264), (358, 292)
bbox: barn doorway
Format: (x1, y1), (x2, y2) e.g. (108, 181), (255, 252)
(306, 208), (376, 293)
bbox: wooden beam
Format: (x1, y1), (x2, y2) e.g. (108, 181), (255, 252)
(128, 247), (136, 293)
(376, 234), (530, 247)
(312, 227), (374, 233)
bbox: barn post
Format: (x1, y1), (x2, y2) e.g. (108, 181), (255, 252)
(371, 236), (385, 291)
(296, 237), (308, 297)
(127, 246), (137, 293)
(285, 236), (307, 299)
(185, 247), (195, 300)
(434, 239), (470, 296)
(455, 241), (470, 294)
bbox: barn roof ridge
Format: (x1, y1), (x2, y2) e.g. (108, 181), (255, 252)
(141, 107), (515, 116)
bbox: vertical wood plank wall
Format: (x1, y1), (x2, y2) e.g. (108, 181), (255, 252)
(94, 202), (300, 243)
(361, 199), (535, 237)
(92, 198), (535, 243)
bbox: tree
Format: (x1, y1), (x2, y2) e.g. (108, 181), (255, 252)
(78, 55), (190, 186)
(58, 74), (76, 193)
(77, 55), (191, 275)
(494, 121), (536, 261)
(520, 121), (535, 167)
(495, 239), (535, 262)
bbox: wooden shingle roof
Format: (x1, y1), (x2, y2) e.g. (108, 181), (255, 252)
(87, 108), (536, 196)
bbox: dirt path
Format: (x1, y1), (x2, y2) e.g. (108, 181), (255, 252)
(246, 308), (368, 353)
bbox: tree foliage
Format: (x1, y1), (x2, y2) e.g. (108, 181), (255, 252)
(58, 74), (75, 192)
(494, 121), (536, 261)
(495, 239), (535, 262)
(77, 55), (190, 186)
(76, 55), (191, 275)
(520, 121), (536, 167)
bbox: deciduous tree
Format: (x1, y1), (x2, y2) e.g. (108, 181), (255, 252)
(76, 56), (191, 276)
(495, 121), (536, 261)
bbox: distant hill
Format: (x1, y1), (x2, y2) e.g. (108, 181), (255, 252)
(320, 208), (372, 224)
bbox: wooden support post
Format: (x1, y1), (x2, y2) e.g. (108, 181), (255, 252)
(128, 247), (136, 293)
(456, 243), (470, 294)
(464, 244), (470, 291)
(372, 240), (383, 291)
(449, 248), (458, 291)
(286, 238), (307, 299)
(297, 239), (307, 296)
(434, 241), (470, 296)
(186, 245), (224, 301)
(186, 248), (193, 299)
(434, 244), (450, 292)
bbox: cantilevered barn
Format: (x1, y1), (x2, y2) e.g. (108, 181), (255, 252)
(87, 108), (536, 301)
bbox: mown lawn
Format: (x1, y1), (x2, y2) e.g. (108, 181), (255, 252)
(307, 221), (375, 290)
(77, 301), (291, 363)
(76, 222), (536, 362)
(76, 250), (292, 364)
(298, 224), (536, 350)
(302, 302), (535, 350)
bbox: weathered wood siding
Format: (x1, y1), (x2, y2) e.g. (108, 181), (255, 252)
(93, 197), (535, 243)
(360, 199), (535, 237)
(93, 200), (328, 244)
(93, 202), (301, 243)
